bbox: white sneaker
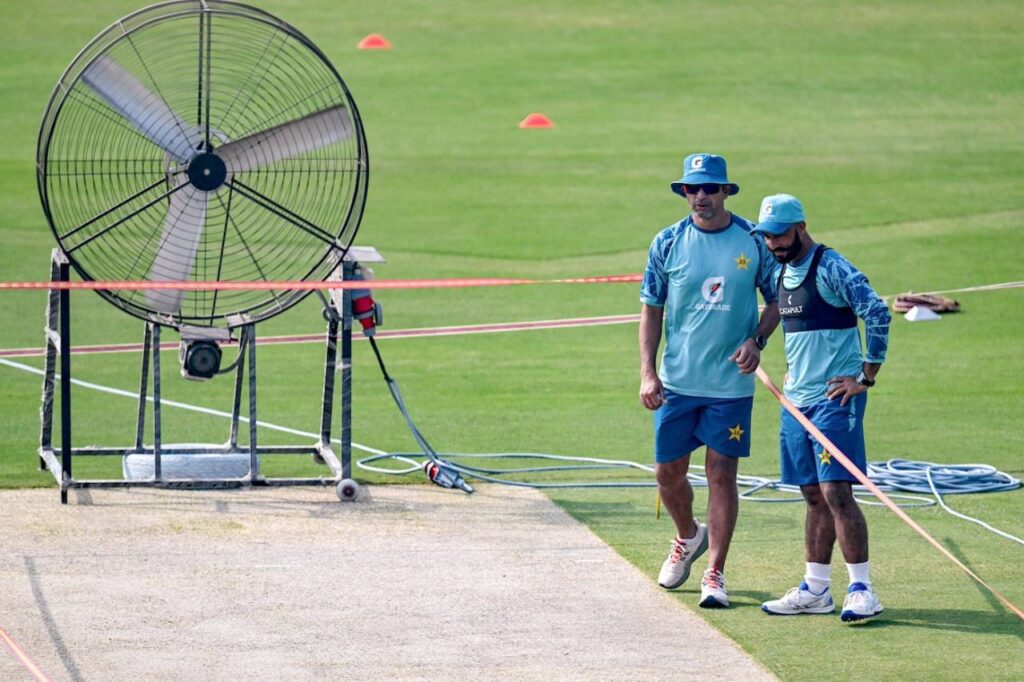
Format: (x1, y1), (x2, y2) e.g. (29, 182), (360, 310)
(699, 568), (728, 608)
(841, 583), (884, 622)
(657, 521), (708, 589)
(761, 582), (834, 615)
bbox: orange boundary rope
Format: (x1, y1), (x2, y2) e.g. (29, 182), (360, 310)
(0, 626), (52, 682)
(0, 274), (642, 291)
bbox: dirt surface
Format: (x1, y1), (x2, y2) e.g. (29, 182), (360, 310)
(0, 484), (774, 681)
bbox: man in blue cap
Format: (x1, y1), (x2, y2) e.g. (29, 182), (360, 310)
(639, 153), (780, 608)
(753, 193), (891, 622)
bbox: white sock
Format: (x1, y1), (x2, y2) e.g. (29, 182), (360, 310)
(846, 561), (871, 589)
(804, 562), (832, 594)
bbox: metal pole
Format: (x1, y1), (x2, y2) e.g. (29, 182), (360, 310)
(340, 263), (353, 480)
(152, 324), (162, 482)
(229, 327), (246, 449)
(39, 253), (61, 466)
(135, 323), (152, 451)
(320, 317), (339, 444)
(247, 324), (259, 481)
(58, 259), (71, 505)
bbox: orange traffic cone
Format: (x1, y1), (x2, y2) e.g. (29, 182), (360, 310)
(357, 34), (392, 49)
(518, 113), (555, 129)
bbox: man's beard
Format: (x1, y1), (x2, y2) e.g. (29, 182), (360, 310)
(694, 204), (717, 220)
(773, 231), (803, 263)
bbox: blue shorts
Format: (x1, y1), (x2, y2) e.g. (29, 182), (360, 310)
(780, 393), (867, 486)
(653, 391), (754, 463)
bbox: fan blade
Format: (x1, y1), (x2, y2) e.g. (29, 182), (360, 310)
(144, 182), (208, 314)
(81, 56), (200, 163)
(218, 105), (353, 174)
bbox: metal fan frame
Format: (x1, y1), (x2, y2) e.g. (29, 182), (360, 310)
(36, 0), (370, 329)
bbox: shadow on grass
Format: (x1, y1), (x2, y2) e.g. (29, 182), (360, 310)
(832, 536), (1024, 637)
(940, 537), (1019, 613)
(848, 536), (1024, 638)
(867, 608), (1024, 638)
(721, 590), (775, 608)
(663, 590), (776, 611)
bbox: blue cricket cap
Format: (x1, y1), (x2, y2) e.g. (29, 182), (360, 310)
(669, 153), (739, 197)
(753, 194), (805, 235)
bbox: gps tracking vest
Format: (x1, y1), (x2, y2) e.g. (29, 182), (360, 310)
(777, 246), (857, 333)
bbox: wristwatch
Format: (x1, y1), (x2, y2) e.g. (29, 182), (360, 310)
(753, 334), (767, 351)
(856, 371), (876, 387)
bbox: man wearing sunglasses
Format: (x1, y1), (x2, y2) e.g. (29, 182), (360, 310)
(640, 153), (779, 608)
(752, 193), (890, 622)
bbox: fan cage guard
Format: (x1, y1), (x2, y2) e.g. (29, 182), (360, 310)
(37, 0), (369, 329)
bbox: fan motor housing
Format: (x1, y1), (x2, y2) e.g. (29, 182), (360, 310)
(186, 152), (228, 191)
(179, 339), (222, 380)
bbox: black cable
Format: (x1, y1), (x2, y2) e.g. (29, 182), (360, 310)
(368, 336), (391, 382)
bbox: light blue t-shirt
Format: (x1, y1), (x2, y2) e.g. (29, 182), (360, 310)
(641, 215), (777, 398)
(779, 247), (891, 407)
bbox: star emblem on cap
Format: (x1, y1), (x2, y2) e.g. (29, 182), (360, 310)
(728, 424), (744, 442)
(735, 253), (750, 270)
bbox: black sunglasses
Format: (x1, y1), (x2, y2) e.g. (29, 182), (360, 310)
(682, 183), (722, 195)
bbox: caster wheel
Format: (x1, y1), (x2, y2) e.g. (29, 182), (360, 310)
(336, 478), (359, 502)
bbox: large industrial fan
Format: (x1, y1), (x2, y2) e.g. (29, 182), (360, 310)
(38, 0), (367, 327)
(35, 0), (377, 503)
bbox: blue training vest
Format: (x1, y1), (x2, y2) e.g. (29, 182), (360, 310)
(777, 245), (857, 333)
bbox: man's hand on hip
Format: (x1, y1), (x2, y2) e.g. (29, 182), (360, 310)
(826, 376), (867, 406)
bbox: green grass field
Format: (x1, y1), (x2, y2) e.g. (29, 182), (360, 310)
(2, 0), (1023, 679)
